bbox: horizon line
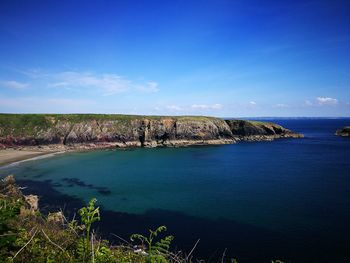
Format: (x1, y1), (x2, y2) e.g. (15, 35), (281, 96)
(0, 112), (349, 119)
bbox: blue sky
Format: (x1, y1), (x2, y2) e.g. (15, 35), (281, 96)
(0, 0), (349, 117)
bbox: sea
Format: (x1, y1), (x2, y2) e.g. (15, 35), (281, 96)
(1, 118), (350, 262)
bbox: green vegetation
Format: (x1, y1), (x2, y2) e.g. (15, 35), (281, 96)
(0, 113), (218, 137)
(77, 198), (101, 262)
(0, 176), (286, 262)
(0, 113), (216, 123)
(232, 119), (276, 126)
(131, 226), (174, 263)
(0, 182), (172, 262)
(0, 176), (191, 263)
(0, 114), (51, 136)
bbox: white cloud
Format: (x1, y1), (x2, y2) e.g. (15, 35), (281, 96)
(0, 97), (94, 113)
(0, 80), (29, 89)
(211, 103), (223, 109)
(305, 97), (338, 107)
(274, 103), (289, 108)
(305, 100), (313, 106)
(163, 103), (223, 113)
(14, 68), (47, 79)
(191, 104), (208, 109)
(191, 103), (223, 110)
(18, 69), (159, 96)
(249, 101), (257, 105)
(50, 71), (131, 95)
(137, 81), (159, 93)
(316, 97), (338, 105)
(166, 105), (183, 111)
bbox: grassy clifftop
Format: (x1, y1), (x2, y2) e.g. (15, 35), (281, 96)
(0, 114), (216, 137)
(0, 113), (216, 122)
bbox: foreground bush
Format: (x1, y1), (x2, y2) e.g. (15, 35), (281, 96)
(0, 176), (285, 263)
(0, 176), (191, 263)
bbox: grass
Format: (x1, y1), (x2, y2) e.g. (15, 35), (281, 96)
(0, 114), (220, 137)
(0, 114), (51, 136)
(0, 113), (217, 122)
(227, 119), (278, 126)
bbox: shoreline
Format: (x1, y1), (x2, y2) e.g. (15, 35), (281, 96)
(0, 149), (62, 167)
(0, 140), (234, 167)
(0, 133), (303, 167)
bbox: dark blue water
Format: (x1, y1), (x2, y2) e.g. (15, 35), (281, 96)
(1, 119), (350, 262)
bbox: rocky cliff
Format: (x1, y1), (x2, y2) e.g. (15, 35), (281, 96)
(335, 126), (350, 137)
(0, 114), (303, 149)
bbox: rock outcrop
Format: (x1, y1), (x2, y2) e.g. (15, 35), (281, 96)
(0, 175), (39, 216)
(225, 120), (302, 141)
(0, 114), (303, 149)
(0, 175), (22, 199)
(336, 126), (350, 137)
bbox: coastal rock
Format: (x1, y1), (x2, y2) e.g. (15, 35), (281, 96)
(48, 211), (65, 224)
(2, 174), (15, 185)
(0, 175), (22, 199)
(0, 175), (39, 216)
(336, 126), (350, 137)
(226, 120), (294, 136)
(24, 194), (39, 212)
(0, 114), (303, 149)
(20, 194), (39, 215)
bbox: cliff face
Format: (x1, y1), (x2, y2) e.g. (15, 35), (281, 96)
(225, 120), (295, 136)
(0, 114), (302, 148)
(336, 126), (350, 137)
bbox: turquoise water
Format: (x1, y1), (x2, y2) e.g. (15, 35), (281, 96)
(1, 119), (350, 262)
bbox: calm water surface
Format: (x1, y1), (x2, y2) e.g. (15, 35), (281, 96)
(1, 119), (350, 262)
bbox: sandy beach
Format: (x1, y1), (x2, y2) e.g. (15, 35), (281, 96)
(0, 149), (57, 167)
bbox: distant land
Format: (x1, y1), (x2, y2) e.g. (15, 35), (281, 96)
(0, 114), (303, 151)
(233, 117), (350, 120)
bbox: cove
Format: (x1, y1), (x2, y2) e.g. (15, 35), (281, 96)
(1, 119), (350, 262)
